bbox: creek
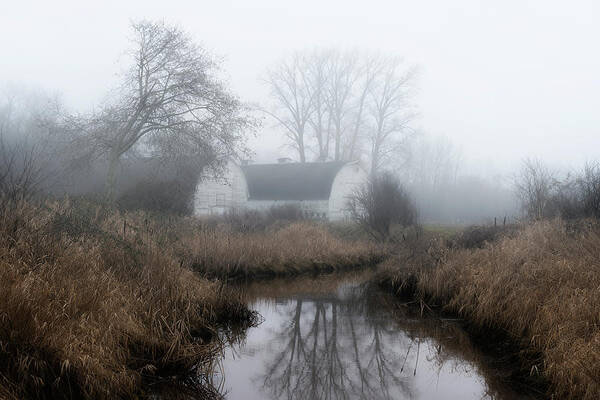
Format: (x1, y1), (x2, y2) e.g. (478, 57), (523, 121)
(212, 271), (538, 400)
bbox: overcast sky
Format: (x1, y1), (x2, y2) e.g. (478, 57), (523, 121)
(2, 0), (599, 174)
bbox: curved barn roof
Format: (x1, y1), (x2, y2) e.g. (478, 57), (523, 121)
(240, 162), (347, 201)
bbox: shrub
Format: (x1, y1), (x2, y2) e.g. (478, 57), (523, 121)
(514, 158), (560, 220)
(348, 172), (418, 240)
(202, 204), (308, 233)
(0, 132), (44, 209)
(267, 203), (306, 221)
(448, 224), (516, 249)
(515, 159), (600, 221)
(578, 162), (600, 218)
(117, 177), (196, 215)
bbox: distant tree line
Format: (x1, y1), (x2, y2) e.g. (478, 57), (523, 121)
(515, 158), (600, 220)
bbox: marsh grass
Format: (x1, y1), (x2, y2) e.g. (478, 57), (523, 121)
(0, 197), (382, 398)
(178, 222), (386, 281)
(377, 219), (600, 399)
(0, 199), (255, 399)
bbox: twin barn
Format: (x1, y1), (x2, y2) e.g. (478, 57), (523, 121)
(193, 160), (367, 221)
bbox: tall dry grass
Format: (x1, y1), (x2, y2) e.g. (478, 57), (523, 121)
(0, 197), (382, 398)
(178, 222), (385, 280)
(378, 219), (600, 399)
(0, 200), (254, 399)
(84, 200), (384, 282)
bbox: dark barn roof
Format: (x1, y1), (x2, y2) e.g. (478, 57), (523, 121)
(240, 162), (347, 201)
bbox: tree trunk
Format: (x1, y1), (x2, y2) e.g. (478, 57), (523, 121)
(105, 152), (120, 203)
(298, 131), (306, 163)
(370, 145), (379, 178)
(334, 121), (341, 161)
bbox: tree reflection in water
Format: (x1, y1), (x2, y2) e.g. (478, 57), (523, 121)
(261, 295), (412, 400)
(218, 274), (539, 400)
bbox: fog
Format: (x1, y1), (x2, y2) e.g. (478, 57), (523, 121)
(2, 0), (600, 223)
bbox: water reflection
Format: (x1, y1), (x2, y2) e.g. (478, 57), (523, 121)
(216, 273), (538, 400)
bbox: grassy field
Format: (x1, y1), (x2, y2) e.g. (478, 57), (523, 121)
(0, 199), (384, 399)
(376, 219), (600, 399)
(179, 222), (385, 280)
(8, 195), (597, 399)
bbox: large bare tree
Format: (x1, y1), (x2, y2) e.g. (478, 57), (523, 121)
(324, 50), (357, 161)
(263, 52), (316, 163)
(366, 57), (416, 177)
(306, 51), (333, 161)
(264, 50), (416, 172)
(344, 56), (379, 162)
(74, 21), (254, 200)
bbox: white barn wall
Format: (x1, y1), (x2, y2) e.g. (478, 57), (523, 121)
(328, 162), (368, 221)
(193, 160), (248, 216)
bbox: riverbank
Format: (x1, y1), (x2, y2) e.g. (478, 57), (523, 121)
(221, 271), (541, 399)
(375, 219), (600, 399)
(182, 222), (385, 281)
(0, 199), (384, 399)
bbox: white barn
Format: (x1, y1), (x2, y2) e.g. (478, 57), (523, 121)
(193, 159), (367, 221)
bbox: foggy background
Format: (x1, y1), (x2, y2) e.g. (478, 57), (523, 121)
(2, 0), (599, 223)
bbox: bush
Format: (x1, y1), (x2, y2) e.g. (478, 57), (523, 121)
(117, 177), (196, 215)
(201, 204), (308, 233)
(348, 172), (418, 240)
(0, 132), (45, 208)
(514, 158), (559, 220)
(578, 162), (600, 218)
(515, 159), (600, 221)
(448, 224), (516, 249)
(267, 203), (307, 221)
(116, 158), (200, 215)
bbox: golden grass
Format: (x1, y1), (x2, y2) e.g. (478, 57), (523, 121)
(0, 198), (382, 398)
(0, 200), (253, 399)
(177, 222), (386, 280)
(378, 219), (600, 399)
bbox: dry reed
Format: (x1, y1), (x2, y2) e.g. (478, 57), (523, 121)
(177, 222), (385, 281)
(378, 219), (600, 399)
(0, 198), (382, 398)
(0, 199), (254, 399)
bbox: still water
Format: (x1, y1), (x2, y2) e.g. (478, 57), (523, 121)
(214, 272), (537, 400)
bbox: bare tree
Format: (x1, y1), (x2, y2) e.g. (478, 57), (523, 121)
(578, 162), (600, 218)
(324, 51), (357, 161)
(514, 158), (559, 220)
(0, 87), (63, 207)
(0, 131), (43, 208)
(264, 50), (416, 170)
(367, 57), (417, 177)
(403, 134), (462, 189)
(264, 52), (316, 162)
(73, 21), (254, 200)
(306, 51), (333, 161)
(344, 56), (379, 162)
